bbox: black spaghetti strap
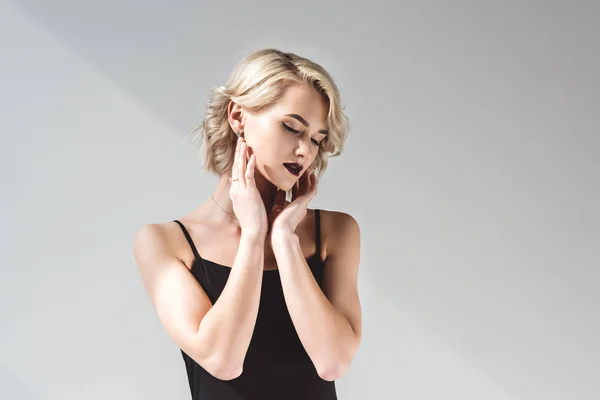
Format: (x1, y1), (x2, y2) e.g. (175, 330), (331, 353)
(315, 209), (321, 257)
(173, 220), (201, 260)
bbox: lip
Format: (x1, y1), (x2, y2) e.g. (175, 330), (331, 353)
(283, 163), (301, 177)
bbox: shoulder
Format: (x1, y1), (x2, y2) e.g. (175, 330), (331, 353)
(133, 221), (177, 246)
(133, 222), (170, 257)
(317, 209), (360, 234)
(320, 209), (358, 225)
(133, 222), (166, 247)
(133, 221), (189, 265)
(313, 209), (360, 258)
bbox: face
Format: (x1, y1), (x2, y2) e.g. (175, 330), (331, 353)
(234, 84), (328, 191)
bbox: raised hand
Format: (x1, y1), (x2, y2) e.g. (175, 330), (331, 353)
(229, 137), (268, 236)
(269, 169), (318, 235)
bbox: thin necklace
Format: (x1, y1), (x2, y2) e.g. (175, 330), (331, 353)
(211, 193), (237, 219)
(211, 193), (275, 252)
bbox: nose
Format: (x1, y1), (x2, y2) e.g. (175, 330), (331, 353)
(295, 136), (312, 159)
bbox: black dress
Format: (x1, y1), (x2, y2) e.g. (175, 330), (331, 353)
(173, 209), (338, 399)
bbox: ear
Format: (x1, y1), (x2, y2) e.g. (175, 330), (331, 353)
(227, 101), (245, 134)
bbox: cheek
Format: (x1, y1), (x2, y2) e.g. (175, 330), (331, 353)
(244, 118), (287, 165)
(247, 135), (276, 162)
(245, 141), (269, 172)
(245, 141), (255, 158)
(245, 138), (261, 160)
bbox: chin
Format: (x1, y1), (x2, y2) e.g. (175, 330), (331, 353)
(260, 165), (297, 191)
(277, 173), (301, 192)
(278, 182), (296, 192)
(267, 175), (293, 192)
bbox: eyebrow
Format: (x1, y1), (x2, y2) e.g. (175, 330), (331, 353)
(285, 114), (328, 135)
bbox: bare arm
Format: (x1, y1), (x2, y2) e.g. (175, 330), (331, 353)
(133, 223), (265, 380)
(270, 211), (362, 381)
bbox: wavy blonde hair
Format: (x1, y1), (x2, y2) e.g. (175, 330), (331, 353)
(190, 48), (350, 179)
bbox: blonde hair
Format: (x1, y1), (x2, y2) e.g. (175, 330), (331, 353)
(190, 48), (350, 179)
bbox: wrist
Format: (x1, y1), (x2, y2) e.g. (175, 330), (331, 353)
(241, 230), (267, 242)
(270, 228), (298, 244)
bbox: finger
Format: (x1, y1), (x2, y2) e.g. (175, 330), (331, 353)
(310, 172), (318, 195)
(232, 137), (241, 182)
(299, 170), (309, 194)
(239, 140), (247, 186)
(300, 171), (315, 198)
(245, 154), (257, 186)
(272, 189), (286, 214)
(237, 139), (244, 183)
(292, 179), (299, 200)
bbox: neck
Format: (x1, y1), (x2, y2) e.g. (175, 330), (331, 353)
(211, 169), (282, 228)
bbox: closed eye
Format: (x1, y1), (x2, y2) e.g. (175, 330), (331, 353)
(282, 122), (321, 146)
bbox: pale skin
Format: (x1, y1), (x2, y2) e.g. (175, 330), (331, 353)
(133, 84), (361, 382)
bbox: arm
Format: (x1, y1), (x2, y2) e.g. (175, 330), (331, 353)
(271, 211), (362, 381)
(133, 223), (265, 380)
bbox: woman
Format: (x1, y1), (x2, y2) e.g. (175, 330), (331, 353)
(133, 48), (362, 399)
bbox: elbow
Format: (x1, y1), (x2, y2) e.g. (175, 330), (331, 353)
(196, 353), (244, 381)
(316, 335), (360, 381)
(317, 360), (350, 382)
(316, 352), (353, 382)
(212, 363), (243, 381)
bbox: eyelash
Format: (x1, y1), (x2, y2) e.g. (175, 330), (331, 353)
(282, 122), (320, 146)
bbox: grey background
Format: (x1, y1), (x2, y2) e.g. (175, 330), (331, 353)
(1, 0), (599, 399)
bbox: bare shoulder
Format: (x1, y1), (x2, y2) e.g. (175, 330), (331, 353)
(133, 222), (171, 265)
(133, 222), (166, 251)
(318, 209), (360, 238)
(133, 221), (176, 251)
(318, 209), (359, 227)
(133, 220), (190, 267)
(313, 209), (360, 259)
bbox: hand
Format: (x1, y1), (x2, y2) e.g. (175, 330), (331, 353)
(269, 169), (318, 235)
(229, 137), (268, 236)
